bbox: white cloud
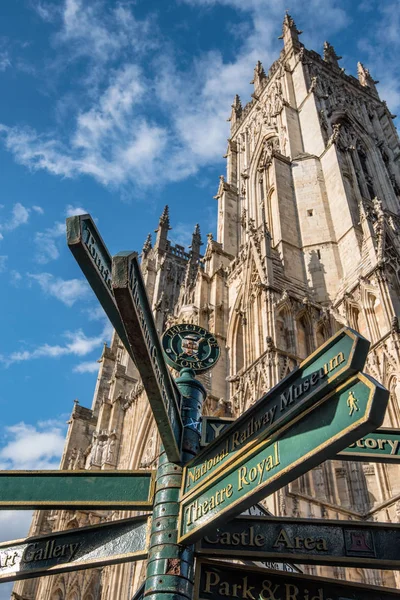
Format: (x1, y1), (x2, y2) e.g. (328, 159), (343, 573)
(10, 270), (22, 285)
(73, 360), (100, 373)
(357, 2), (400, 114)
(0, 202), (30, 232)
(34, 221), (65, 263)
(170, 222), (196, 249)
(0, 511), (33, 544)
(0, 1), (354, 190)
(65, 204), (88, 217)
(28, 272), (90, 306)
(0, 421), (66, 470)
(0, 51), (11, 72)
(0, 256), (7, 272)
(34, 1), (60, 23)
(1, 325), (110, 367)
(58, 0), (157, 63)
(32, 205), (44, 214)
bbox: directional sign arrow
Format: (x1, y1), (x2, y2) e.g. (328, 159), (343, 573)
(0, 470), (154, 509)
(195, 559), (399, 600)
(179, 373), (388, 544)
(339, 427), (400, 463)
(202, 418), (400, 466)
(112, 251), (183, 463)
(0, 516), (149, 583)
(66, 214), (134, 361)
(196, 515), (400, 570)
(182, 327), (370, 499)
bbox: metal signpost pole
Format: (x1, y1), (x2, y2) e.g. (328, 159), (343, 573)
(144, 368), (206, 600)
(144, 323), (220, 600)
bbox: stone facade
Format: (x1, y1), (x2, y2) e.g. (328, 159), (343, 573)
(12, 13), (400, 599)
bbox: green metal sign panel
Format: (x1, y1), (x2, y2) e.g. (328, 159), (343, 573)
(112, 252), (183, 463)
(0, 470), (154, 509)
(179, 373), (388, 544)
(66, 214), (134, 361)
(0, 516), (149, 583)
(195, 559), (399, 600)
(200, 415), (234, 447)
(202, 418), (400, 465)
(339, 427), (400, 462)
(196, 515), (400, 569)
(183, 327), (369, 498)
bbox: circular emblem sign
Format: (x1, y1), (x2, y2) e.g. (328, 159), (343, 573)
(162, 324), (220, 373)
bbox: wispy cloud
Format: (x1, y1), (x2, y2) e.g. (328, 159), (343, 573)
(357, 2), (400, 114)
(0, 256), (7, 273)
(33, 1), (60, 23)
(0, 325), (111, 367)
(0, 202), (30, 232)
(10, 270), (22, 285)
(34, 221), (65, 263)
(73, 360), (100, 373)
(65, 204), (88, 217)
(32, 205), (44, 214)
(28, 272), (90, 306)
(0, 420), (66, 470)
(0, 1), (354, 191)
(0, 51), (11, 72)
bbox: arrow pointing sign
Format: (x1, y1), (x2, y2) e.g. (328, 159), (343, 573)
(0, 470), (154, 509)
(179, 373), (388, 544)
(0, 516), (149, 583)
(182, 327), (370, 499)
(195, 559), (399, 600)
(196, 515), (400, 570)
(66, 214), (134, 361)
(112, 251), (183, 463)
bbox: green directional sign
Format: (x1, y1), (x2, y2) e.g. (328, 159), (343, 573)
(339, 427), (400, 462)
(203, 418), (400, 465)
(112, 252), (183, 463)
(66, 214), (134, 361)
(195, 559), (399, 600)
(0, 516), (149, 583)
(0, 470), (154, 509)
(179, 373), (388, 544)
(182, 327), (369, 498)
(200, 415), (233, 447)
(196, 515), (400, 570)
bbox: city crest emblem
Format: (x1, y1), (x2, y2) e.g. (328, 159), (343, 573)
(162, 325), (220, 373)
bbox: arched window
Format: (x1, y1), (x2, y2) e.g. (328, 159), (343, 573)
(276, 308), (295, 353)
(51, 590), (64, 600)
(296, 314), (312, 358)
(316, 323), (329, 348)
(365, 292), (380, 342)
(233, 316), (245, 373)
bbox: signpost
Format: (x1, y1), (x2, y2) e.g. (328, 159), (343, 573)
(239, 505), (300, 574)
(202, 417), (400, 464)
(0, 516), (149, 583)
(182, 328), (369, 498)
(66, 214), (133, 360)
(339, 427), (400, 462)
(195, 559), (400, 600)
(196, 515), (400, 570)
(112, 251), (183, 463)
(179, 373), (388, 544)
(0, 470), (154, 509)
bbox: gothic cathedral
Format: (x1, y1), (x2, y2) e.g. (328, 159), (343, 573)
(12, 13), (400, 600)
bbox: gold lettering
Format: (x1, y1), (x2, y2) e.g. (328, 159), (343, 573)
(273, 529), (294, 549)
(204, 570), (219, 593)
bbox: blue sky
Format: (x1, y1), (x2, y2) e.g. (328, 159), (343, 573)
(0, 0), (399, 591)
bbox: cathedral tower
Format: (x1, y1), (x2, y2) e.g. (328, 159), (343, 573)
(12, 13), (400, 599)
